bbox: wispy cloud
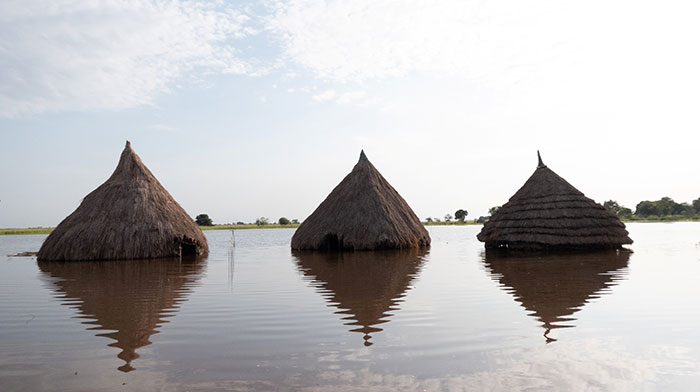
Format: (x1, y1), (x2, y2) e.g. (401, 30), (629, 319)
(267, 0), (572, 84)
(0, 0), (256, 117)
(312, 90), (336, 102)
(312, 89), (367, 104)
(148, 123), (178, 132)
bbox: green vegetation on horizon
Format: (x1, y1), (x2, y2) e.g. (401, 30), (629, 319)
(422, 220), (482, 226)
(199, 224), (300, 230)
(604, 197), (700, 221)
(4, 198), (700, 236)
(0, 228), (54, 235)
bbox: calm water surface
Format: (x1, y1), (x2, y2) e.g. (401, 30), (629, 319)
(1, 223), (700, 391)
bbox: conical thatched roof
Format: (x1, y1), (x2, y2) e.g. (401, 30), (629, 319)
(477, 152), (632, 251)
(483, 250), (629, 342)
(38, 258), (205, 372)
(37, 141), (208, 261)
(291, 151), (430, 251)
(293, 249), (427, 346)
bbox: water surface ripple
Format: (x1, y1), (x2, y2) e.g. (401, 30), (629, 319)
(1, 223), (700, 391)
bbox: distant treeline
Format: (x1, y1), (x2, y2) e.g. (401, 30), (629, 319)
(604, 197), (700, 220)
(423, 198), (700, 225)
(195, 214), (300, 227)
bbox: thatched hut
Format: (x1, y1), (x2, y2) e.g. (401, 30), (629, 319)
(291, 151), (430, 251)
(37, 141), (208, 261)
(293, 249), (427, 346)
(483, 250), (629, 342)
(38, 258), (205, 372)
(477, 152), (632, 251)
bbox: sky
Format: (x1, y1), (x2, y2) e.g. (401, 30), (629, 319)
(1, 0), (700, 228)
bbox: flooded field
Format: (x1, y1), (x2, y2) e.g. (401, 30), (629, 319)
(1, 223), (700, 391)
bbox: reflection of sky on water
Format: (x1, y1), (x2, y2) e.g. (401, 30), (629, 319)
(171, 338), (700, 391)
(3, 224), (700, 391)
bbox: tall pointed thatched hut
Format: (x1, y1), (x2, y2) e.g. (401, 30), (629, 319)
(477, 152), (632, 251)
(37, 141), (208, 261)
(291, 151), (430, 251)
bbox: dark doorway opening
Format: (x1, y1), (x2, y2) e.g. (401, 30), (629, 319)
(181, 242), (197, 257)
(320, 233), (342, 252)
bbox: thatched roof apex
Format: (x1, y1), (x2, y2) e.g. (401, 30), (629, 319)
(477, 151), (632, 251)
(291, 151), (430, 251)
(537, 150), (546, 168)
(37, 141), (208, 261)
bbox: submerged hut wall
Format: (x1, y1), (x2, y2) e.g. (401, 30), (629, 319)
(477, 152), (632, 251)
(37, 141), (208, 261)
(291, 151), (430, 251)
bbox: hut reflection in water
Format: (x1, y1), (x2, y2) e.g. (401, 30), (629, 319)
(293, 249), (427, 346)
(38, 258), (206, 372)
(482, 250), (630, 343)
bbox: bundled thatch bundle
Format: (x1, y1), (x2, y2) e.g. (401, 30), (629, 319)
(37, 141), (208, 261)
(38, 258), (205, 372)
(483, 250), (629, 342)
(293, 249), (427, 346)
(477, 152), (632, 251)
(291, 151), (430, 251)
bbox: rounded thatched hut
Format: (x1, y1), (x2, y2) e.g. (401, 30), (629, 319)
(37, 141), (208, 261)
(291, 151), (430, 251)
(477, 152), (632, 251)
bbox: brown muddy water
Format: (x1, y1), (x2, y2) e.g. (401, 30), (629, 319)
(1, 223), (700, 391)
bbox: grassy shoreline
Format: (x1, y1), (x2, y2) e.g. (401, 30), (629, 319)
(0, 224), (302, 235)
(199, 224), (300, 230)
(0, 228), (54, 235)
(2, 218), (698, 236)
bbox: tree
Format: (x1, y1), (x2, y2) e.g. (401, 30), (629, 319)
(454, 209), (468, 222)
(617, 207), (633, 219)
(693, 198), (700, 214)
(635, 201), (657, 217)
(488, 206), (501, 216)
(195, 214), (213, 226)
(603, 200), (621, 213)
(278, 217), (291, 225)
(675, 202), (695, 216)
(444, 214), (453, 222)
(604, 200), (633, 218)
(656, 197), (676, 216)
(635, 197), (690, 218)
(291, 219), (300, 224)
(255, 217), (269, 226)
(476, 216), (489, 223)
(425, 217), (433, 223)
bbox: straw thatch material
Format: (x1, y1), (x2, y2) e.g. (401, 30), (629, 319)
(483, 250), (629, 342)
(291, 151), (430, 251)
(37, 141), (208, 261)
(38, 258), (205, 372)
(293, 249), (427, 346)
(477, 152), (632, 251)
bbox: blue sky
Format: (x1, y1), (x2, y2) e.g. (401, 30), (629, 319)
(2, 0), (700, 227)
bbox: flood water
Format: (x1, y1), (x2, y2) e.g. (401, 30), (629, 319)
(1, 223), (700, 391)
